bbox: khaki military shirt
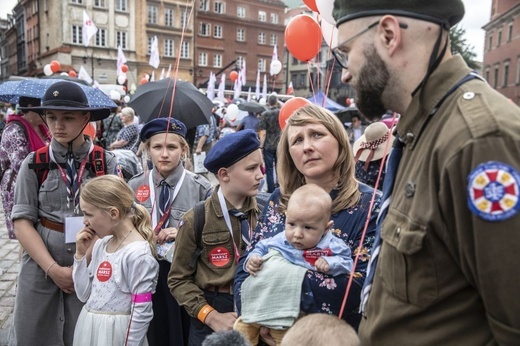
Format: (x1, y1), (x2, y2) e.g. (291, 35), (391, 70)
(168, 186), (260, 318)
(359, 55), (520, 345)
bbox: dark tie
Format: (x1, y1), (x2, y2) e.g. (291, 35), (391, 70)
(360, 136), (404, 312)
(159, 180), (171, 229)
(66, 152), (78, 209)
(229, 209), (251, 248)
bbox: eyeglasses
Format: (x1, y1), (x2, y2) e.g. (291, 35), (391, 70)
(332, 21), (408, 70)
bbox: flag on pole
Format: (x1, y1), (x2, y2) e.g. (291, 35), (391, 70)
(262, 74), (267, 101)
(166, 64), (172, 78)
(150, 71), (155, 82)
(207, 72), (217, 100)
(255, 70), (260, 100)
(159, 68), (165, 80)
(287, 81), (294, 95)
(78, 65), (93, 84)
(270, 45), (281, 76)
(247, 88), (251, 102)
(149, 36), (160, 69)
(233, 79), (242, 100)
(116, 45), (127, 76)
(217, 73), (226, 101)
(272, 45), (278, 62)
(240, 60), (247, 85)
(82, 10), (98, 47)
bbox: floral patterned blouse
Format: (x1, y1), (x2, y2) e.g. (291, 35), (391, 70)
(234, 183), (381, 329)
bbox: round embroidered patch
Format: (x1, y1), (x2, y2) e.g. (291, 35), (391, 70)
(467, 161), (520, 221)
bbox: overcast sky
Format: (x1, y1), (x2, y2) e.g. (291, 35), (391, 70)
(1, 0), (492, 60)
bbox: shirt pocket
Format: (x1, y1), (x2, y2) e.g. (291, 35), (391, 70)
(378, 209), (438, 308)
(202, 229), (235, 270)
(170, 209), (188, 229)
(38, 175), (60, 213)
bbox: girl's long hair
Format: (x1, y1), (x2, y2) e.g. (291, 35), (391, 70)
(277, 104), (360, 214)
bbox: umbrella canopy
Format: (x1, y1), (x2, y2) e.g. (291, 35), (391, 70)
(0, 81), (22, 102)
(307, 91), (347, 112)
(238, 101), (266, 114)
(128, 78), (213, 128)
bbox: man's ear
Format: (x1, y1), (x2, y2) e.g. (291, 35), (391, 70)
(217, 167), (231, 182)
(378, 15), (403, 56)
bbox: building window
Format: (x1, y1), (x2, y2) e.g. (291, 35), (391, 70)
(292, 56), (298, 65)
(214, 25), (223, 38)
(485, 67), (490, 83)
(181, 10), (189, 28)
(503, 61), (509, 87)
(517, 57), (520, 85)
(214, 2), (225, 14)
(299, 73), (306, 87)
(270, 13), (278, 24)
(270, 34), (277, 46)
(181, 41), (190, 59)
(497, 29), (502, 46)
(258, 11), (266, 22)
(493, 64), (499, 88)
(116, 0), (127, 12)
(164, 39), (174, 57)
(237, 6), (245, 18)
(94, 0), (106, 8)
(199, 0), (209, 11)
(237, 28), (245, 42)
(71, 0), (83, 4)
(236, 56), (245, 69)
(488, 34), (493, 51)
(508, 23), (513, 42)
(72, 25), (83, 45)
(258, 32), (266, 44)
(258, 58), (266, 72)
(199, 23), (211, 36)
(199, 52), (208, 66)
(148, 6), (158, 24)
(214, 54), (222, 68)
(148, 36), (153, 54)
(165, 9), (174, 27)
(116, 31), (127, 49)
(95, 29), (107, 47)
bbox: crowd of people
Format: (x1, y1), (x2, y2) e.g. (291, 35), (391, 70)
(1, 0), (520, 345)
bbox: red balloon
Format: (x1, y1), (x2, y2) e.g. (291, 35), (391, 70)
(303, 0), (319, 12)
(140, 77), (148, 85)
(279, 97), (312, 130)
(68, 70), (77, 77)
(50, 60), (61, 73)
(121, 64), (128, 73)
(230, 71), (239, 82)
(285, 14), (322, 62)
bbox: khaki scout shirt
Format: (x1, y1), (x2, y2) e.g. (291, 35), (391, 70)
(168, 186), (260, 318)
(359, 55), (520, 345)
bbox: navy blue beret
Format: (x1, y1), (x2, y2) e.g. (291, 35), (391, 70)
(204, 129), (260, 173)
(140, 117), (187, 142)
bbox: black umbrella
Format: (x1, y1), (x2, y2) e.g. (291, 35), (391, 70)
(238, 101), (266, 114)
(128, 78), (213, 128)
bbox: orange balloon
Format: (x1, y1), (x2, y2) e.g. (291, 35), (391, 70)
(230, 71), (239, 82)
(140, 77), (148, 85)
(68, 70), (77, 77)
(83, 122), (96, 139)
(122, 64), (128, 73)
(279, 97), (312, 130)
(285, 14), (322, 62)
(50, 60), (61, 73)
(303, 0), (318, 12)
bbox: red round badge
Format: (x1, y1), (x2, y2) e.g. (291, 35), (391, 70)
(209, 247), (230, 267)
(303, 248), (332, 266)
(96, 261), (112, 282)
(135, 185), (151, 203)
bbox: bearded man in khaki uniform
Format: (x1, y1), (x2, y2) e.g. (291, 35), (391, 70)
(331, 0), (520, 344)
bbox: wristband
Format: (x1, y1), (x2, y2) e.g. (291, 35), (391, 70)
(45, 261), (57, 280)
(197, 304), (215, 324)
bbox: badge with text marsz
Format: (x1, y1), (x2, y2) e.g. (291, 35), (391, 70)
(96, 261), (112, 282)
(467, 161), (520, 222)
(209, 247), (230, 267)
(303, 248), (332, 266)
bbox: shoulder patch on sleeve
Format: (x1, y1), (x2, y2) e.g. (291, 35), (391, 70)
(467, 161), (520, 222)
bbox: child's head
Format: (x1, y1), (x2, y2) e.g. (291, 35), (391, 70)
(204, 129), (263, 198)
(80, 175), (156, 257)
(285, 184), (333, 250)
(281, 313), (360, 346)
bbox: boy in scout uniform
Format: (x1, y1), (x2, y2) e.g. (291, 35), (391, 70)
(168, 129), (264, 345)
(332, 0), (520, 344)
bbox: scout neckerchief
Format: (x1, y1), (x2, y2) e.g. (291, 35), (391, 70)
(148, 169), (186, 234)
(48, 142), (94, 212)
(217, 188), (249, 264)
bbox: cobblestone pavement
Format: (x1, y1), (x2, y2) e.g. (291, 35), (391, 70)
(0, 204), (19, 346)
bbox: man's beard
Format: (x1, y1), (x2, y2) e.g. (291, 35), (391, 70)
(354, 45), (390, 121)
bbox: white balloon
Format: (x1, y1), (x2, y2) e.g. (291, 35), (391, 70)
(270, 60), (282, 75)
(43, 64), (53, 76)
(123, 95), (131, 103)
(109, 90), (121, 101)
(259, 97), (266, 106)
(60, 72), (68, 76)
(316, 0), (336, 25)
(321, 19), (338, 48)
(117, 73), (127, 85)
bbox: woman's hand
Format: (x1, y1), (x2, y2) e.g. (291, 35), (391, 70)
(205, 310), (237, 332)
(245, 255), (263, 275)
(48, 265), (75, 294)
(157, 227), (178, 244)
(75, 227), (96, 259)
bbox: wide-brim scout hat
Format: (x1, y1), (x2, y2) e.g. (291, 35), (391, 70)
(333, 0), (465, 28)
(19, 81), (111, 121)
(140, 117), (188, 142)
(353, 121), (395, 164)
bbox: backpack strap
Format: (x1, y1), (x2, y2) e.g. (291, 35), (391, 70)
(27, 146), (56, 186)
(189, 200), (206, 269)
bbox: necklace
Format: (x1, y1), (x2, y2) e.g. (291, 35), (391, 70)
(112, 229), (133, 252)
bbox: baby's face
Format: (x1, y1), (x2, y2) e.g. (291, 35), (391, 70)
(285, 203), (329, 250)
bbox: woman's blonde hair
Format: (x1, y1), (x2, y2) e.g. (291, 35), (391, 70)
(80, 175), (157, 258)
(277, 104), (359, 214)
(143, 132), (190, 163)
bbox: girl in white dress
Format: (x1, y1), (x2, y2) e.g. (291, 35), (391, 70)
(72, 175), (159, 346)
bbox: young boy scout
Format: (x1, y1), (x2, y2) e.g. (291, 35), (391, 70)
(168, 129), (264, 345)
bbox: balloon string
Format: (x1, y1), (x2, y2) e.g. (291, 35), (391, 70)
(307, 62), (316, 103)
